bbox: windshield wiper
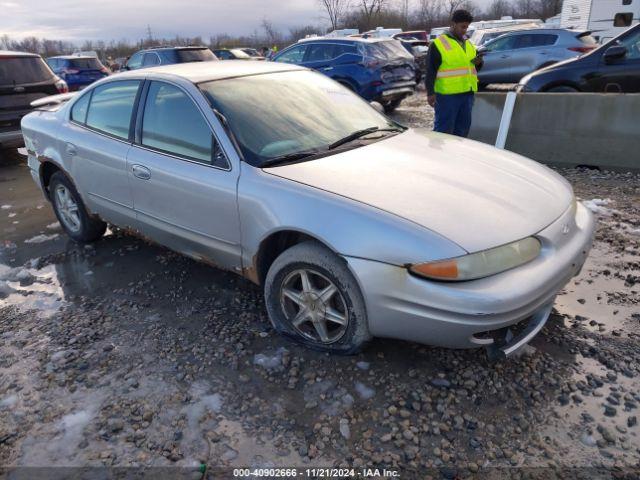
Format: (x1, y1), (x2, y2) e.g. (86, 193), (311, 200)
(327, 126), (403, 150)
(261, 149), (324, 168)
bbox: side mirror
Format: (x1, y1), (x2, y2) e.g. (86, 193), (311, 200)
(370, 101), (385, 114)
(603, 45), (626, 63)
(477, 46), (488, 55)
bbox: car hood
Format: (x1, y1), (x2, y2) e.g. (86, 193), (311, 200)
(264, 128), (573, 253)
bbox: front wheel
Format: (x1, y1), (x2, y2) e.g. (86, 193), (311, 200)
(264, 241), (371, 354)
(50, 171), (106, 243)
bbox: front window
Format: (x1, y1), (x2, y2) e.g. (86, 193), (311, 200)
(199, 70), (400, 167)
(274, 45), (307, 64)
(617, 28), (640, 59)
(141, 81), (227, 167)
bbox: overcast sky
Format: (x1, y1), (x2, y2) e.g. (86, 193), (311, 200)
(2, 0), (497, 42)
(1, 0), (334, 41)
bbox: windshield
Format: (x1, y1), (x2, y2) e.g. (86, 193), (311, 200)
(199, 70), (399, 167)
(0, 56), (54, 85)
(177, 49), (217, 62)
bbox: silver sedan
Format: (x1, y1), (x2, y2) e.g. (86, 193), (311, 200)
(21, 61), (595, 358)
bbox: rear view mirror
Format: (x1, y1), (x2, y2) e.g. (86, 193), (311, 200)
(603, 45), (627, 63)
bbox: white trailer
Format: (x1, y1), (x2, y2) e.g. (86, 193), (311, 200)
(561, 0), (640, 43)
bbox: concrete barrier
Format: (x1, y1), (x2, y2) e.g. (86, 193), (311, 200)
(469, 92), (640, 171)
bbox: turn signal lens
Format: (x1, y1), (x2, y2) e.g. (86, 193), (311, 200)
(410, 237), (541, 281)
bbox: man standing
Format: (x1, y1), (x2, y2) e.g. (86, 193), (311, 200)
(425, 9), (483, 137)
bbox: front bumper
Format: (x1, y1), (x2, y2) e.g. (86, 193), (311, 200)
(345, 202), (595, 355)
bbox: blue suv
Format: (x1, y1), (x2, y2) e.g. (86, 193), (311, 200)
(46, 56), (109, 91)
(273, 37), (416, 112)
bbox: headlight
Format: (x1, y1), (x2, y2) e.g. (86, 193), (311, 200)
(410, 237), (541, 281)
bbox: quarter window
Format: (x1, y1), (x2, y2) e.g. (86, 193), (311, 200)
(515, 34), (558, 48)
(85, 80), (140, 140)
(70, 91), (91, 124)
(614, 12), (633, 26)
(141, 81), (227, 167)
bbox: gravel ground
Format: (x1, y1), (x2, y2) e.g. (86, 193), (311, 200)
(1, 94), (639, 479)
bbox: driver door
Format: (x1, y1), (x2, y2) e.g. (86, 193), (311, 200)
(590, 28), (640, 93)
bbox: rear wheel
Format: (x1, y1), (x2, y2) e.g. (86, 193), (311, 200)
(264, 241), (370, 354)
(50, 171), (106, 243)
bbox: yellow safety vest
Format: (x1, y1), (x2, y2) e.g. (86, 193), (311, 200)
(433, 34), (478, 95)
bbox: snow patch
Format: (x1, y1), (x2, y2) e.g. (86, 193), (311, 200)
(24, 234), (59, 244)
(583, 198), (616, 216)
(356, 361), (370, 370)
(1, 205), (11, 210)
(46, 222), (61, 230)
(253, 347), (288, 370)
(0, 394), (17, 408)
(354, 382), (376, 400)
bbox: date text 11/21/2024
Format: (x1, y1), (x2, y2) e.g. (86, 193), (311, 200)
(232, 468), (400, 477)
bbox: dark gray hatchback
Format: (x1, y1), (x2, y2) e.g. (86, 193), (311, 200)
(0, 51), (68, 150)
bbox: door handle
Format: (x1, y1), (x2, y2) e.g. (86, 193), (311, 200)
(322, 66), (334, 71)
(65, 143), (77, 156)
(131, 164), (151, 180)
(500, 55), (510, 59)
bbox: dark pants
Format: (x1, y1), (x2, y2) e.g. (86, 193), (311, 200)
(433, 92), (474, 137)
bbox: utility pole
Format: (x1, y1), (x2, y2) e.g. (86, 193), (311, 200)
(146, 25), (153, 44)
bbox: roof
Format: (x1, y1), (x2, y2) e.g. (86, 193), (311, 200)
(298, 36), (396, 44)
(48, 55), (96, 59)
(0, 50), (40, 58)
(115, 60), (306, 84)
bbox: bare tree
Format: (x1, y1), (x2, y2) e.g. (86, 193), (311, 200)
(261, 17), (282, 45)
(444, 0), (474, 16)
(417, 0), (444, 27)
(318, 0), (351, 31)
(360, 0), (388, 29)
(486, 0), (511, 18)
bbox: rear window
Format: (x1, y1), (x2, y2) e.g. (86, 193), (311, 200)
(176, 49), (217, 62)
(365, 40), (414, 60)
(0, 56), (53, 85)
(230, 49), (251, 59)
(68, 58), (103, 69)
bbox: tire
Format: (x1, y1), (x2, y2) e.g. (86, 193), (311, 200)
(265, 241), (371, 354)
(49, 171), (106, 243)
(546, 85), (578, 93)
(383, 98), (403, 114)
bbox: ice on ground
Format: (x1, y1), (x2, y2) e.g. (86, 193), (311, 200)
(253, 347), (288, 370)
(183, 383), (223, 430)
(1, 205), (11, 210)
(46, 222), (61, 230)
(339, 418), (351, 439)
(0, 394), (18, 408)
(24, 234), (59, 244)
(8, 212), (17, 218)
(583, 198), (616, 216)
(354, 382), (376, 400)
(356, 361), (370, 370)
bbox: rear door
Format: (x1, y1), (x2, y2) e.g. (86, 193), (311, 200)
(273, 44), (308, 65)
(126, 80), (241, 270)
(0, 55), (58, 133)
(302, 43), (335, 73)
(66, 80), (141, 226)
(511, 33), (559, 80)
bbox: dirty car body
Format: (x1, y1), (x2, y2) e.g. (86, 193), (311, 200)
(21, 61), (595, 357)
